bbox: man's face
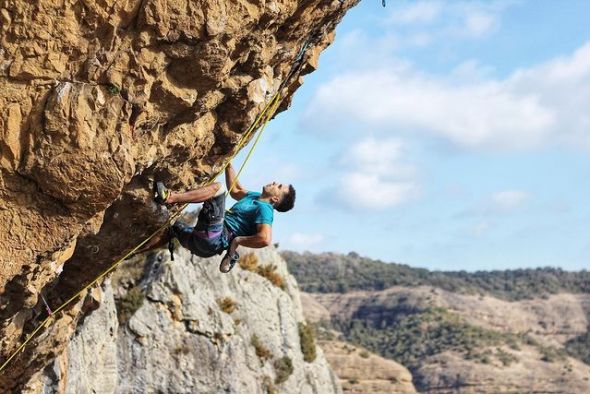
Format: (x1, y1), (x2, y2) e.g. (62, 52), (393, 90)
(263, 181), (288, 200)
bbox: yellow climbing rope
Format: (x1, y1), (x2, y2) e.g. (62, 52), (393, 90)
(0, 90), (283, 374)
(226, 92), (282, 196)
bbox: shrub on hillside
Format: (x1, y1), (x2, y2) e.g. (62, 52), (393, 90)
(496, 348), (518, 366)
(116, 286), (144, 324)
(217, 297), (237, 314)
(565, 329), (590, 365)
(262, 375), (278, 394)
(298, 322), (317, 362)
(539, 345), (566, 363)
(281, 250), (590, 301)
(257, 264), (286, 290)
(273, 356), (294, 384)
(333, 307), (524, 371)
(251, 334), (272, 361)
(239, 253), (258, 272)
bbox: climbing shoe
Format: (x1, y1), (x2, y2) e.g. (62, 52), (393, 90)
(219, 251), (239, 273)
(154, 181), (170, 204)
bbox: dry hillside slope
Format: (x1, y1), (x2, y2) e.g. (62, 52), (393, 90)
(307, 288), (590, 393)
(287, 251), (590, 393)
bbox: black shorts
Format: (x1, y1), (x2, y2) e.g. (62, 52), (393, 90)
(171, 194), (232, 257)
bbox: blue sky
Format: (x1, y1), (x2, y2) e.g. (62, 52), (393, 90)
(232, 0), (590, 271)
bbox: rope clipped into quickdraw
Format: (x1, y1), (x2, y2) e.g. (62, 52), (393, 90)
(225, 92), (282, 197)
(0, 16), (316, 375)
(40, 293), (53, 316)
(226, 25), (315, 196)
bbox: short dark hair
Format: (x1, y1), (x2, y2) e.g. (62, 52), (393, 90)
(275, 185), (296, 212)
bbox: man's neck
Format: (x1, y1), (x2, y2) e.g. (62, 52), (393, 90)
(258, 195), (273, 205)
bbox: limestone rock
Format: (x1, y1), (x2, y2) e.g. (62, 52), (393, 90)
(0, 0), (359, 389)
(23, 247), (342, 394)
(21, 282), (119, 394)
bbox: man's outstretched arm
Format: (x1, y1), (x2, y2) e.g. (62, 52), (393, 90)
(230, 224), (272, 251)
(225, 163), (248, 200)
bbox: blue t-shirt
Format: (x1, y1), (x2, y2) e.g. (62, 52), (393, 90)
(224, 192), (273, 237)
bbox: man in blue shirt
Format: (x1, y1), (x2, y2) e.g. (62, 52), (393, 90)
(154, 163), (296, 273)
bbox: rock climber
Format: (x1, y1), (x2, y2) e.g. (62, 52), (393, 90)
(152, 163), (296, 273)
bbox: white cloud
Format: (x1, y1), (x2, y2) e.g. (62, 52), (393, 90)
(390, 1), (443, 25)
(341, 137), (415, 177)
(331, 0), (513, 69)
(508, 43), (590, 148)
(306, 69), (553, 150)
(332, 30), (401, 69)
(335, 173), (418, 210)
(447, 2), (508, 38)
(287, 232), (325, 248)
(491, 190), (531, 210)
(473, 220), (491, 236)
(450, 60), (495, 83)
(328, 137), (419, 210)
(305, 41), (590, 151)
(324, 1), (518, 79)
(462, 12), (496, 37)
(386, 0), (514, 43)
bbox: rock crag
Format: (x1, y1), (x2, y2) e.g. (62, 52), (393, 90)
(0, 0), (358, 388)
(22, 246), (342, 394)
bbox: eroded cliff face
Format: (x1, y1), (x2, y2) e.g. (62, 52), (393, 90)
(0, 0), (358, 389)
(22, 247), (341, 394)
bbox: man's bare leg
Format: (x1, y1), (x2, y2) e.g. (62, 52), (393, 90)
(167, 182), (221, 204)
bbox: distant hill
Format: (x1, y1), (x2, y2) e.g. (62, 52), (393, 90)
(288, 250), (590, 392)
(282, 250), (590, 301)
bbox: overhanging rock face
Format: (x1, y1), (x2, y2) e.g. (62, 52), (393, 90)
(0, 0), (358, 389)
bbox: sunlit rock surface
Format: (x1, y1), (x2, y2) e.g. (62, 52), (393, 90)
(0, 0), (358, 389)
(23, 247), (341, 394)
